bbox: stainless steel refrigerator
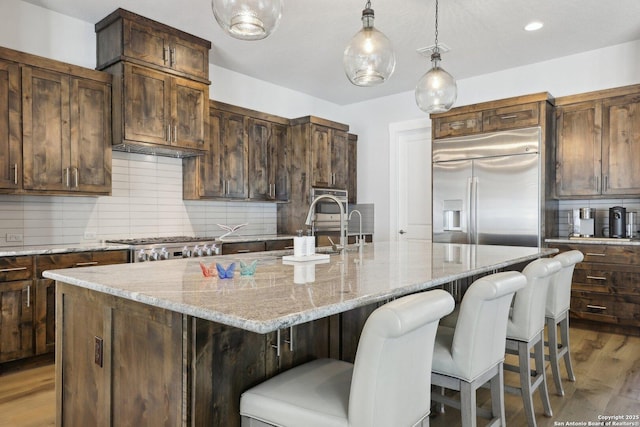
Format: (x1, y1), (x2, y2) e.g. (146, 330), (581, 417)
(432, 127), (542, 247)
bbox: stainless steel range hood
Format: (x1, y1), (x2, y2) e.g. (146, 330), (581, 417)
(112, 142), (204, 158)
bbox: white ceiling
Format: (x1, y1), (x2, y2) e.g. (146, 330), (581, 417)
(23, 0), (640, 105)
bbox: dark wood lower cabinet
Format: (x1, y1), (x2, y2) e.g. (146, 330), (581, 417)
(56, 282), (379, 426)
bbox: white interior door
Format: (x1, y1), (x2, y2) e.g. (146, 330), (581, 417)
(396, 128), (432, 241)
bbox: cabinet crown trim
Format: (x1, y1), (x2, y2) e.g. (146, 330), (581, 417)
(555, 84), (640, 106)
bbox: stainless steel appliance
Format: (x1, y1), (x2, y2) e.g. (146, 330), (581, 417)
(609, 206), (627, 238)
(309, 188), (348, 234)
(432, 127), (542, 247)
(569, 208), (595, 237)
(106, 236), (220, 262)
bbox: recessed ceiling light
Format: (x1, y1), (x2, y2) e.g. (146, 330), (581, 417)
(525, 21), (544, 31)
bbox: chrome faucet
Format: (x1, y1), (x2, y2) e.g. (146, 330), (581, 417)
(348, 209), (363, 249)
(305, 194), (346, 252)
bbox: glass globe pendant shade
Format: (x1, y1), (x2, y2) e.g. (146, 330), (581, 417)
(343, 8), (396, 86)
(211, 0), (283, 41)
(415, 53), (457, 113)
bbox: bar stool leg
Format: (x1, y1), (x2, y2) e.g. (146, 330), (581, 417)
(546, 317), (565, 396)
(534, 333), (553, 417)
(518, 341), (537, 427)
(560, 314), (576, 382)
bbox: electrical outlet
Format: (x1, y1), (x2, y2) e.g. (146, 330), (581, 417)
(6, 233), (23, 242)
(84, 231), (97, 240)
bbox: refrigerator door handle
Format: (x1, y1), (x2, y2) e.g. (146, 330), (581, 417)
(469, 176), (478, 244)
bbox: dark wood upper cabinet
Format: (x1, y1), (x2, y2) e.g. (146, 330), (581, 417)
(347, 133), (358, 204)
(96, 8), (210, 156)
(555, 100), (602, 197)
(0, 47), (112, 196)
(308, 122), (349, 190)
(183, 102), (289, 202)
(431, 93), (550, 139)
(0, 58), (21, 191)
(555, 84), (640, 198)
(22, 67), (111, 194)
(96, 8), (210, 83)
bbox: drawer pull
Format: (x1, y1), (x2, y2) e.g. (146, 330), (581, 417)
(500, 114), (518, 120)
(284, 246), (294, 250)
(586, 275), (607, 281)
(235, 249), (252, 253)
(586, 304), (607, 311)
(585, 252), (606, 257)
(0, 266), (28, 273)
(449, 121), (465, 129)
(75, 262), (99, 267)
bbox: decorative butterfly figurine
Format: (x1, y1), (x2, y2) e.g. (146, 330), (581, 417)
(215, 262), (236, 279)
(199, 261), (215, 278)
(240, 260), (258, 276)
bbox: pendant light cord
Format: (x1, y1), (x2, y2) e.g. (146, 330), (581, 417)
(434, 0), (440, 53)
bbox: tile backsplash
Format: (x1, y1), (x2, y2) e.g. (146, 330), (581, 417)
(0, 152), (277, 248)
(557, 198), (640, 238)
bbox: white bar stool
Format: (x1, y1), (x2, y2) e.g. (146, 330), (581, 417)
(239, 289), (455, 427)
(545, 250), (583, 396)
(504, 257), (562, 427)
(430, 271), (527, 427)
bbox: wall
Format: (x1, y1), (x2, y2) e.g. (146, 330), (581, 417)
(343, 39), (640, 241)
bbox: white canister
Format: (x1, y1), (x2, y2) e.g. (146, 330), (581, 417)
(305, 232), (315, 256)
(293, 236), (306, 257)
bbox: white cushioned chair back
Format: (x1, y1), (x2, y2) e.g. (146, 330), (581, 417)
(546, 250), (584, 317)
(508, 258), (562, 341)
(349, 289), (454, 427)
(450, 271), (527, 381)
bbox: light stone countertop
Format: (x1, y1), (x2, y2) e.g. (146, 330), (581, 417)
(0, 243), (130, 257)
(43, 241), (557, 334)
(546, 237), (640, 246)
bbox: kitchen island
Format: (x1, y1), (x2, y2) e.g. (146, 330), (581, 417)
(44, 241), (556, 426)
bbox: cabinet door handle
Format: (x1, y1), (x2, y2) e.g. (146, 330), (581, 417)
(0, 266), (28, 273)
(585, 252), (606, 257)
(64, 168), (70, 187)
(586, 275), (607, 281)
(271, 329), (281, 357)
(586, 304), (607, 311)
(595, 175), (600, 192)
(167, 124), (171, 142)
(25, 285), (30, 308)
(12, 163), (18, 185)
(603, 175), (608, 192)
(75, 262), (99, 267)
(449, 120), (465, 130)
(173, 125), (177, 143)
(284, 326), (294, 352)
(170, 48), (176, 68)
(500, 114), (518, 120)
(74, 167), (79, 188)
(163, 47), (170, 66)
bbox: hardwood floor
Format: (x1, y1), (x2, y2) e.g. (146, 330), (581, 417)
(0, 326), (638, 427)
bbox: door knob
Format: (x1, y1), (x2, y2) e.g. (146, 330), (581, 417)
(399, 230), (407, 234)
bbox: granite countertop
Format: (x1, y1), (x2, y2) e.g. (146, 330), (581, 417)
(546, 237), (640, 246)
(0, 243), (130, 257)
(0, 235), (298, 258)
(43, 241), (557, 334)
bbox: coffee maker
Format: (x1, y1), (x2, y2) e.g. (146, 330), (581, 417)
(609, 206), (626, 238)
(569, 208), (595, 237)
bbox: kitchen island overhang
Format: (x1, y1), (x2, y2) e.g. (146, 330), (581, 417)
(45, 241), (557, 426)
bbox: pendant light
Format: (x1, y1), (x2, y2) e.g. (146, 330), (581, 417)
(211, 0), (283, 41)
(343, 1), (396, 87)
(415, 0), (457, 113)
